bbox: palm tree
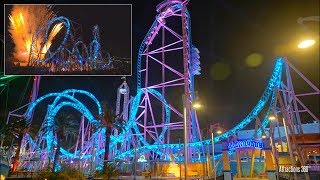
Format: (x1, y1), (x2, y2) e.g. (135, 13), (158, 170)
(1, 116), (44, 172)
(0, 117), (29, 172)
(51, 112), (79, 172)
(99, 104), (125, 162)
(94, 163), (120, 180)
(35, 165), (85, 180)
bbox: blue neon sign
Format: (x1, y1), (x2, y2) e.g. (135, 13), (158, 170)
(228, 140), (264, 152)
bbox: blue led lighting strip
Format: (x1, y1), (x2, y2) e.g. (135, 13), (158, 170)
(31, 16), (71, 63)
(25, 89), (103, 160)
(26, 89), (102, 122)
(75, 41), (89, 59)
(114, 1), (284, 159)
(89, 40), (100, 61)
(109, 88), (170, 159)
(136, 17), (160, 90)
(114, 58), (283, 159)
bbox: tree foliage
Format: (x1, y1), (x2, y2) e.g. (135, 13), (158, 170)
(94, 162), (121, 180)
(35, 165), (85, 180)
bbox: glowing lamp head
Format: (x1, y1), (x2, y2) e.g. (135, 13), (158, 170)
(192, 102), (202, 109)
(298, 39), (316, 49)
(261, 133), (267, 139)
(268, 113), (277, 121)
(216, 129), (222, 134)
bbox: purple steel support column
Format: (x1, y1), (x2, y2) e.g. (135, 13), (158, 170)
(145, 92), (159, 139)
(181, 2), (191, 163)
(28, 76), (41, 123)
(162, 25), (166, 145)
(81, 114), (85, 151)
(144, 46), (149, 145)
(120, 0), (201, 162)
(277, 91), (310, 180)
(284, 59), (303, 134)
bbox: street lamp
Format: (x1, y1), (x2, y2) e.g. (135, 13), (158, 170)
(209, 125), (225, 180)
(211, 131), (215, 179)
(296, 16), (319, 49)
(216, 129), (222, 135)
(261, 132), (267, 139)
(268, 112), (277, 121)
(192, 102), (202, 109)
(191, 96), (202, 109)
(211, 129), (222, 180)
(297, 39), (316, 49)
(212, 126), (223, 180)
(182, 92), (201, 179)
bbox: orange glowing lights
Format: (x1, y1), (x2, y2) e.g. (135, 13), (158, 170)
(8, 5), (57, 64)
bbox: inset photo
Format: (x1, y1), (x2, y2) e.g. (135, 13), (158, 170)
(4, 4), (131, 76)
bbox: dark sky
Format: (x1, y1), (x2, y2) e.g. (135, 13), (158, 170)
(1, 0), (319, 131)
(54, 5), (131, 58)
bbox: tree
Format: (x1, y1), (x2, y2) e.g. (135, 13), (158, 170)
(94, 163), (121, 180)
(1, 115), (43, 172)
(51, 112), (79, 172)
(99, 104), (125, 162)
(0, 117), (29, 172)
(35, 165), (85, 180)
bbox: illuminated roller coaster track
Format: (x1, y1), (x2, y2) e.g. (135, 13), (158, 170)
(107, 0), (279, 161)
(28, 16), (71, 66)
(108, 0), (319, 163)
(112, 58), (282, 161)
(107, 0), (203, 161)
(28, 17), (111, 70)
(8, 89), (107, 172)
(5, 0), (318, 173)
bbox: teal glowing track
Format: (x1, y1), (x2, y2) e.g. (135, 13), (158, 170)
(112, 58), (282, 160)
(22, 58), (282, 167)
(24, 1), (283, 165)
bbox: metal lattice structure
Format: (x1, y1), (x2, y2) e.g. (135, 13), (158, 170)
(6, 88), (106, 172)
(28, 17), (112, 72)
(4, 0), (319, 174)
(109, 0), (319, 164)
(116, 77), (130, 121)
(109, 0), (202, 161)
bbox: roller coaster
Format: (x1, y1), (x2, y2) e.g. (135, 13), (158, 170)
(2, 0), (319, 178)
(27, 16), (112, 72)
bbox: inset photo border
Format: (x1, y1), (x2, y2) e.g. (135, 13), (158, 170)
(4, 4), (132, 76)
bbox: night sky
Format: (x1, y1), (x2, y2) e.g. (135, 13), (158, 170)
(54, 5), (131, 58)
(1, 0), (319, 131)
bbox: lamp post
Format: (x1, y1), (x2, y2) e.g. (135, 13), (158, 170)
(183, 103), (188, 179)
(182, 92), (201, 179)
(296, 16), (319, 49)
(268, 113), (280, 180)
(211, 131), (215, 179)
(211, 128), (222, 180)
